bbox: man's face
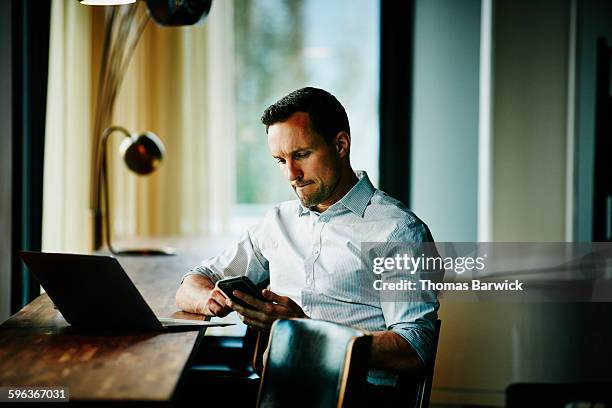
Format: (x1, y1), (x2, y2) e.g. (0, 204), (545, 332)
(267, 112), (341, 209)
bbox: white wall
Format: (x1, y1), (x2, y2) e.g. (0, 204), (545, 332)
(411, 0), (481, 243)
(0, 0), (12, 324)
(492, 0), (569, 242)
(410, 0), (492, 404)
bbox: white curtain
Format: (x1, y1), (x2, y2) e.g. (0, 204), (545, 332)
(42, 0), (92, 253)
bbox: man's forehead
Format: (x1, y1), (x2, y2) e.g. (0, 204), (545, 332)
(268, 136), (315, 156)
(286, 111), (311, 127)
(267, 112), (312, 135)
(267, 113), (324, 153)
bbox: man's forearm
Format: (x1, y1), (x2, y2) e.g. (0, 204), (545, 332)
(370, 331), (425, 377)
(175, 274), (215, 315)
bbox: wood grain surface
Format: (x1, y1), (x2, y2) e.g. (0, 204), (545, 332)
(0, 238), (237, 401)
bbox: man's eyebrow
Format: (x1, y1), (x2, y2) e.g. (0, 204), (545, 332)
(272, 148), (311, 158)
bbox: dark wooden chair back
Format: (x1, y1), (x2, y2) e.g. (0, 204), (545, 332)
(415, 319), (441, 408)
(252, 328), (269, 375)
(256, 319), (371, 408)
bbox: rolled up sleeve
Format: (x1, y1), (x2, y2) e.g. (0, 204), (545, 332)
(386, 306), (438, 365)
(379, 221), (442, 365)
(181, 223), (270, 289)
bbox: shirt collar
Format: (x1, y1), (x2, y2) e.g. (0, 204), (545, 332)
(297, 170), (375, 218)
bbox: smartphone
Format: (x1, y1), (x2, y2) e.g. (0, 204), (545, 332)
(216, 276), (267, 308)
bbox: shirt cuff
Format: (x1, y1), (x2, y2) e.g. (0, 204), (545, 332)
(366, 369), (399, 387)
(388, 323), (433, 366)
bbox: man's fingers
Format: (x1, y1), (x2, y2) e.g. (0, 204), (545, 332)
(211, 288), (228, 303)
(239, 314), (269, 331)
(231, 300), (273, 331)
(227, 298), (273, 322)
(235, 306), (272, 331)
(209, 296), (232, 314)
(262, 289), (306, 318)
(262, 289), (291, 305)
(233, 290), (272, 311)
(206, 288), (231, 316)
(225, 290), (303, 331)
(207, 300), (226, 316)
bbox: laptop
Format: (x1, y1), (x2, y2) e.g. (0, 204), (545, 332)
(20, 251), (234, 332)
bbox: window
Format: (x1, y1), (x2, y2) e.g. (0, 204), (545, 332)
(232, 0), (380, 217)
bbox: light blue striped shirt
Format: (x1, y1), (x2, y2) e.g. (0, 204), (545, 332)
(185, 171), (440, 386)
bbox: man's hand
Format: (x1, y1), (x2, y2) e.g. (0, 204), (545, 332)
(175, 274), (233, 317)
(225, 288), (308, 331)
(205, 287), (234, 317)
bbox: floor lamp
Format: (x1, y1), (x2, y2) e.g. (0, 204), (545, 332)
(85, 0), (213, 252)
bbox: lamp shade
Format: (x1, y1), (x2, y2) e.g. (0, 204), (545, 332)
(119, 131), (165, 175)
(79, 0), (136, 5)
(145, 0), (212, 26)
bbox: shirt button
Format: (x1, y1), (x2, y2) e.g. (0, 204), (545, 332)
(313, 249), (319, 255)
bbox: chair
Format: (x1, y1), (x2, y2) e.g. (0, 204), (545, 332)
(175, 326), (261, 404)
(189, 324), (260, 378)
(397, 319), (442, 408)
(256, 319), (372, 408)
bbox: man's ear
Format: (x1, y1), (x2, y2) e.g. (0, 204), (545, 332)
(334, 131), (350, 159)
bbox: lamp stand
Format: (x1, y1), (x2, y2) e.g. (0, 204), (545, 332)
(101, 126), (175, 256)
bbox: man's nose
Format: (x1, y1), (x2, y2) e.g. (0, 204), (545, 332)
(286, 160), (303, 181)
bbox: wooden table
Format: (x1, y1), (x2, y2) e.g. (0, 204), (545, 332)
(0, 238), (241, 403)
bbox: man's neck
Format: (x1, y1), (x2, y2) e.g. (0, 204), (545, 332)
(313, 166), (358, 213)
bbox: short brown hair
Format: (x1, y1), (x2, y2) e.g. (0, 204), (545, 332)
(261, 87), (350, 144)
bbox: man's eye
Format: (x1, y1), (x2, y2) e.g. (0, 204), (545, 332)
(295, 152), (310, 159)
(276, 158), (286, 164)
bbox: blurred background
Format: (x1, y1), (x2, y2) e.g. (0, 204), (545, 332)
(1, 0), (611, 406)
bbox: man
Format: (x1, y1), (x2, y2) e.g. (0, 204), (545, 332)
(176, 87), (439, 398)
